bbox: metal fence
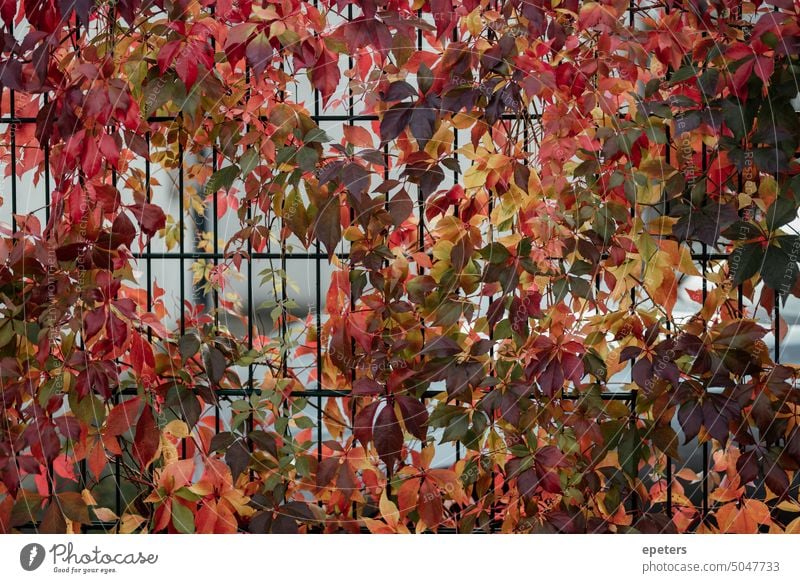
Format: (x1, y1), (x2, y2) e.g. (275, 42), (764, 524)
(0, 1), (788, 533)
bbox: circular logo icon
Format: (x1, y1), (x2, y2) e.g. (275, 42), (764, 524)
(20, 543), (46, 571)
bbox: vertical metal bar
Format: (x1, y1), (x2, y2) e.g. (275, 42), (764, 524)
(313, 14), (323, 466)
(485, 2), (497, 533)
(210, 5), (221, 434)
(43, 95), (51, 223)
(775, 296), (781, 363)
(9, 85), (16, 233)
(178, 119), (187, 461)
(178, 122), (186, 333)
(145, 133), (153, 316)
(700, 141), (709, 522)
(109, 161), (122, 521)
(245, 66), (255, 470)
(347, 3), (359, 518)
(627, 0), (639, 519)
(663, 112), (673, 520)
(212, 144), (220, 433)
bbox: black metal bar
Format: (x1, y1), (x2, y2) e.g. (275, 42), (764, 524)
(122, 250), (734, 261)
(313, 13), (324, 467)
(0, 113), (540, 124)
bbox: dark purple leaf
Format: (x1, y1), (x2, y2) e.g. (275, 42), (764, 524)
(373, 404), (403, 469)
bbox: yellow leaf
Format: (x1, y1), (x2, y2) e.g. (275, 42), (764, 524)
(637, 181), (662, 205)
(420, 445), (435, 468)
(93, 507), (119, 523)
(425, 124), (453, 158)
(119, 514), (146, 534)
(81, 489), (98, 507)
(678, 244), (701, 276)
(164, 419), (190, 438)
(466, 8), (483, 36)
(464, 165), (488, 190)
(379, 490), (400, 528)
(758, 175), (777, 205)
(785, 516), (800, 534)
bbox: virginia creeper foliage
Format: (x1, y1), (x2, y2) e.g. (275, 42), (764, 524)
(2, 0), (800, 534)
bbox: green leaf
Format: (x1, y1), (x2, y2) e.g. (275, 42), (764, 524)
(303, 128), (331, 143)
(296, 147), (319, 172)
(174, 487), (202, 502)
(178, 333), (200, 362)
(669, 65), (697, 84)
(480, 242), (510, 264)
(762, 246), (798, 295)
(171, 501), (196, 534)
(239, 149), (260, 176)
(206, 164), (240, 194)
(618, 427), (641, 478)
(729, 243), (763, 285)
(441, 413), (469, 443)
(765, 197), (797, 231)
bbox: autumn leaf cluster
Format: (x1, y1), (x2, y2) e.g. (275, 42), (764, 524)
(2, 0), (800, 534)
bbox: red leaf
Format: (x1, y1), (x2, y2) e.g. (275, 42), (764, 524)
(536, 466), (562, 494)
(130, 203), (166, 237)
(175, 52), (199, 89)
(430, 0), (456, 39)
(316, 457), (339, 488)
(396, 396), (428, 441)
(224, 23), (257, 66)
(510, 296), (527, 336)
(130, 333), (155, 376)
(83, 308), (106, 340)
(105, 397), (142, 437)
(106, 311), (128, 348)
(157, 40), (183, 75)
(418, 478), (443, 529)
(312, 192), (342, 258)
(517, 468), (538, 499)
(536, 445), (566, 468)
(109, 211), (136, 248)
(373, 404), (403, 469)
(311, 46), (339, 107)
(538, 359), (564, 397)
(0, 0), (15, 27)
(133, 404), (160, 469)
(245, 32), (273, 78)
(353, 401), (379, 447)
(88, 440), (107, 479)
(736, 450), (759, 485)
(753, 55), (774, 86)
(352, 378), (383, 396)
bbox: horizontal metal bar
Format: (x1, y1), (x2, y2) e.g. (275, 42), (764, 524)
(116, 387), (635, 400)
(132, 251), (347, 260)
(0, 112), (537, 126)
(129, 251), (731, 261)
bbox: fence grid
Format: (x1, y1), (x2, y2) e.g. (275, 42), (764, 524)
(0, 1), (780, 533)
